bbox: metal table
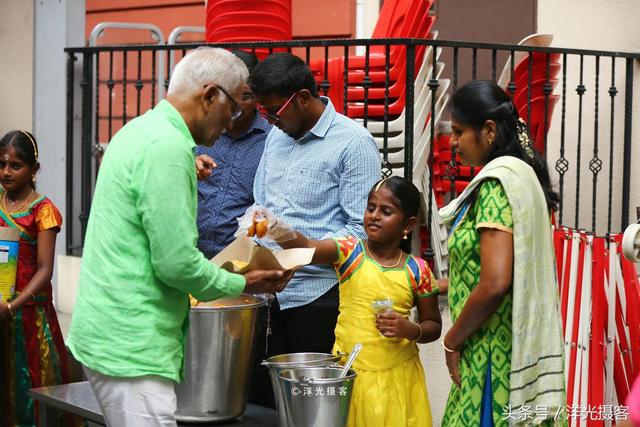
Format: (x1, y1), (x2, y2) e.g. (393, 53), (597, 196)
(30, 381), (278, 426)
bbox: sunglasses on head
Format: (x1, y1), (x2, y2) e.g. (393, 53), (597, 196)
(256, 90), (299, 123)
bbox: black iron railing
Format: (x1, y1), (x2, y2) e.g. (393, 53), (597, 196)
(64, 38), (640, 256)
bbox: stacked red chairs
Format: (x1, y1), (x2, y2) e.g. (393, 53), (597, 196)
(432, 35), (562, 209)
(205, 0), (292, 59)
(307, 0), (445, 180)
(430, 129), (481, 208)
(509, 52), (561, 152)
(518, 94), (560, 152)
(311, 0), (435, 114)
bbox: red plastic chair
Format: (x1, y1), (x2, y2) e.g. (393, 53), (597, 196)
(513, 78), (558, 111)
(434, 179), (471, 194)
(435, 149), (460, 164)
(371, 0), (412, 39)
(208, 12), (291, 34)
(518, 95), (559, 153)
(497, 34), (555, 89)
(434, 134), (452, 151)
(316, 43), (432, 111)
(356, 54), (444, 134)
(343, 35), (435, 101)
(312, 20), (434, 97)
(508, 52), (561, 87)
(208, 0), (290, 14)
(347, 0), (432, 65)
(205, 0), (292, 43)
(345, 15), (434, 85)
(512, 62), (561, 93)
(209, 25), (291, 42)
(441, 165), (474, 179)
(309, 0), (432, 73)
(315, 16), (435, 108)
(342, 58), (440, 119)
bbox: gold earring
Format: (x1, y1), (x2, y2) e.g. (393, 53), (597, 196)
(32, 175), (36, 183)
(402, 231), (408, 240)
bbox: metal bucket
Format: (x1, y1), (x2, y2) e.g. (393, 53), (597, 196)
(175, 294), (268, 423)
(262, 353), (340, 426)
(278, 367), (356, 427)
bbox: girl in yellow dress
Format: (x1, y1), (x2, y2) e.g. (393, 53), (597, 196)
(254, 176), (442, 426)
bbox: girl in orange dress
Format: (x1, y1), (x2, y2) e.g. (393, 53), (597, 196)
(0, 130), (71, 427)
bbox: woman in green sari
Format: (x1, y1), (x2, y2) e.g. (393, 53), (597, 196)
(439, 80), (566, 426)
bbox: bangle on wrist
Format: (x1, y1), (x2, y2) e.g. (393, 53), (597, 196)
(22, 288), (36, 301)
(412, 322), (423, 341)
(441, 338), (458, 353)
(7, 301), (16, 318)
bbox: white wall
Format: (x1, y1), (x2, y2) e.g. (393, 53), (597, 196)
(0, 0), (34, 133)
(33, 0), (86, 265)
(537, 0), (640, 232)
(32, 0), (85, 305)
(355, 0), (380, 55)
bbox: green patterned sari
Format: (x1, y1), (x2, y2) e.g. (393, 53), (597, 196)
(442, 179), (514, 426)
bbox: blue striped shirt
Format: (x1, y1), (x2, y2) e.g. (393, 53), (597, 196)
(254, 97), (381, 309)
(196, 114), (271, 258)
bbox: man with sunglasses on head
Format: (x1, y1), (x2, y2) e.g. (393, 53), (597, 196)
(247, 52), (381, 408)
(194, 51), (272, 259)
(67, 47), (287, 427)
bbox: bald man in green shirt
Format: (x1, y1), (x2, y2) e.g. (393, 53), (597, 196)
(67, 47), (286, 427)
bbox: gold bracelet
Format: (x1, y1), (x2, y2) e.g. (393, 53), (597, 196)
(412, 322), (423, 341)
(7, 301), (16, 318)
(441, 339), (459, 353)
(22, 288), (36, 301)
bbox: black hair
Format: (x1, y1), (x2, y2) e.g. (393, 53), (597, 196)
(0, 130), (39, 189)
(451, 80), (559, 211)
(370, 176), (421, 218)
(231, 50), (259, 75)
(370, 177), (421, 253)
(249, 53), (318, 98)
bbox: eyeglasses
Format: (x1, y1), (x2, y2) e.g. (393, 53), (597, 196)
(242, 92), (255, 102)
(204, 84), (242, 121)
(256, 91), (299, 123)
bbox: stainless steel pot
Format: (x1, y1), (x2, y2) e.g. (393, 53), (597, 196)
(175, 294), (268, 423)
(278, 367), (357, 427)
(262, 352), (341, 426)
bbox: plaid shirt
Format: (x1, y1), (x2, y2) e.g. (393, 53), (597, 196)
(196, 113), (271, 258)
(254, 98), (381, 309)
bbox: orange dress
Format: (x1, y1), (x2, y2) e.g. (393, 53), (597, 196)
(0, 193), (71, 427)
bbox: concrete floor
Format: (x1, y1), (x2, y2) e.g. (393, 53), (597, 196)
(418, 297), (453, 425)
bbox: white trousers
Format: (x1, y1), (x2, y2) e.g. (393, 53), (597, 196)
(83, 366), (178, 427)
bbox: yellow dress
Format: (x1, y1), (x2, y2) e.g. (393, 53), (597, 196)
(331, 237), (439, 427)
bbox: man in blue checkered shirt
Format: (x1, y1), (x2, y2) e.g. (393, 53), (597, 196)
(195, 51), (272, 259)
(248, 53), (381, 408)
